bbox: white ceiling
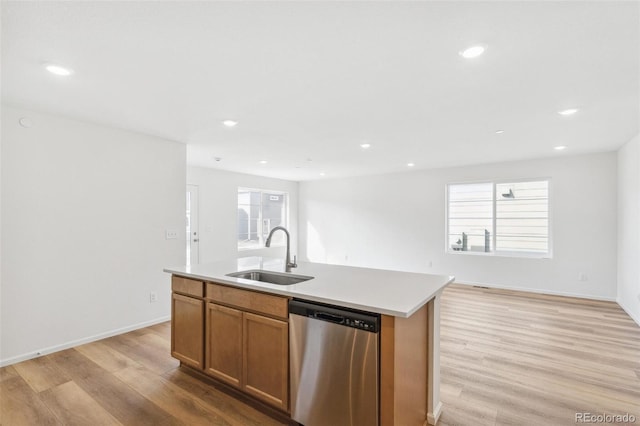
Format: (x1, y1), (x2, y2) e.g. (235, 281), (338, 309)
(2, 1), (639, 181)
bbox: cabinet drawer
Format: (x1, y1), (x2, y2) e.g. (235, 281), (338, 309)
(207, 283), (288, 320)
(172, 275), (204, 298)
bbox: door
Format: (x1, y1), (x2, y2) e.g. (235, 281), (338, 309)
(205, 303), (243, 388)
(171, 293), (204, 369)
(243, 312), (289, 411)
(186, 184), (199, 265)
(289, 312), (378, 426)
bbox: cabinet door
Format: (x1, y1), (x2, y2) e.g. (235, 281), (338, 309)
(171, 293), (204, 369)
(243, 312), (289, 411)
(205, 303), (243, 387)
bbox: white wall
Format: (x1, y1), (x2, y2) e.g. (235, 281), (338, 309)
(1, 106), (186, 365)
(299, 152), (618, 300)
(617, 135), (640, 325)
(0, 106), (3, 363)
(187, 166), (298, 263)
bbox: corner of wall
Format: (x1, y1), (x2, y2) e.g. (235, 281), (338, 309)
(617, 296), (640, 327)
(616, 133), (640, 327)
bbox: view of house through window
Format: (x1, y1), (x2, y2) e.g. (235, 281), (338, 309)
(237, 188), (289, 250)
(447, 179), (550, 256)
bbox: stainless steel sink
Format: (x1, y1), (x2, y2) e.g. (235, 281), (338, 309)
(226, 270), (314, 285)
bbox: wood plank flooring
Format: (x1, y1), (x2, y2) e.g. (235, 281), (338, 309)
(438, 284), (640, 426)
(1, 285), (639, 426)
(0, 322), (286, 426)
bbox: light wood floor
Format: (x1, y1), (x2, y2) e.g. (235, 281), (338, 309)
(0, 322), (287, 426)
(1, 285), (639, 425)
(438, 284), (640, 426)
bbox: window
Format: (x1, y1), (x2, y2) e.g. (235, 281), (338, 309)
(447, 179), (550, 256)
(237, 188), (289, 250)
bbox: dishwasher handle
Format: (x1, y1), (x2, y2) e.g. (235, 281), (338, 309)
(289, 299), (380, 332)
(314, 311), (345, 324)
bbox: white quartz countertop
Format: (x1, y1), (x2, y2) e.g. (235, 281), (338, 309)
(164, 257), (454, 318)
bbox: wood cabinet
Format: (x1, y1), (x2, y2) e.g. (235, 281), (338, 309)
(204, 282), (290, 412)
(243, 312), (289, 411)
(380, 294), (443, 426)
(207, 283), (288, 319)
(170, 273), (443, 425)
(205, 303), (242, 386)
(171, 292), (204, 369)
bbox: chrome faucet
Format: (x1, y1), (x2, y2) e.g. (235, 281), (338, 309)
(265, 226), (297, 272)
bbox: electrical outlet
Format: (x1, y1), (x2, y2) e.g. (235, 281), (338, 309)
(578, 273), (588, 282)
(165, 229), (178, 239)
(637, 293), (640, 302)
(150, 292), (157, 303)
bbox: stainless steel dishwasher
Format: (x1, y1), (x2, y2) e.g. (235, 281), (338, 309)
(289, 299), (379, 426)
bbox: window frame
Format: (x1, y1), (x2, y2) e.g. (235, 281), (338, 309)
(237, 187), (290, 251)
(445, 177), (552, 259)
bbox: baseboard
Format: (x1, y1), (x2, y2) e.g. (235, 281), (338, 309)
(0, 315), (170, 367)
(427, 401), (443, 425)
(453, 280), (617, 302)
(617, 298), (640, 327)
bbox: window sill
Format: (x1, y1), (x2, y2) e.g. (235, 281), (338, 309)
(446, 250), (552, 259)
(238, 244), (286, 252)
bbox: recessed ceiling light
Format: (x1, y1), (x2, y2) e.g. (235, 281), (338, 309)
(459, 45), (486, 59)
(259, 160), (267, 164)
(407, 163), (415, 167)
(319, 172), (326, 176)
(495, 130), (505, 134)
(558, 108), (578, 116)
(222, 120), (238, 127)
(360, 143), (371, 149)
(554, 146), (567, 151)
(45, 63), (73, 76)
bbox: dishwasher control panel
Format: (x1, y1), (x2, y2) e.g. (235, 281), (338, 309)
(342, 317), (377, 331)
(289, 299), (380, 333)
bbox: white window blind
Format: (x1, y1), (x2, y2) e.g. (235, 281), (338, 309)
(447, 179), (550, 256)
(495, 181), (549, 253)
(448, 183), (493, 252)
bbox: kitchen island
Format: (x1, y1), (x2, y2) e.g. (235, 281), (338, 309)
(165, 257), (454, 425)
